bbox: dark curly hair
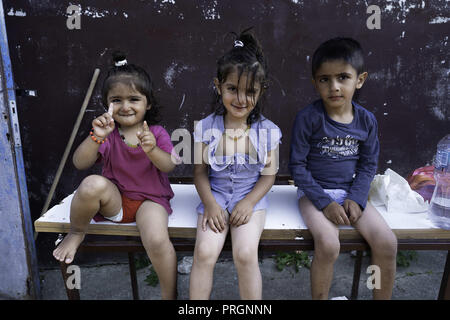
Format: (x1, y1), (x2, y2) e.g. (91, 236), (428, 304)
(213, 28), (268, 125)
(101, 51), (161, 125)
(312, 37), (365, 77)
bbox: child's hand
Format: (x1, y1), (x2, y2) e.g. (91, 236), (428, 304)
(137, 121), (156, 153)
(343, 199), (362, 224)
(230, 199), (254, 227)
(92, 103), (115, 139)
(202, 202), (228, 233)
(323, 201), (351, 225)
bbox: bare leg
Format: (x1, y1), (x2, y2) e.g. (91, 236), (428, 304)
(354, 202), (397, 299)
(189, 214), (229, 299)
(136, 201), (177, 300)
(53, 175), (121, 264)
(299, 196), (340, 300)
(230, 210), (266, 299)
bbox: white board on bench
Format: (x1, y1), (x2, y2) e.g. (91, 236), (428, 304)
(35, 184), (449, 240)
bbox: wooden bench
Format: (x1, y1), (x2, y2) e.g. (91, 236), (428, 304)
(35, 182), (450, 300)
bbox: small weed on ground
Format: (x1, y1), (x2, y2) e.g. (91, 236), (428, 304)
(134, 254), (159, 287)
(134, 254), (150, 270)
(144, 265), (159, 287)
(396, 250), (418, 268)
(274, 251), (311, 273)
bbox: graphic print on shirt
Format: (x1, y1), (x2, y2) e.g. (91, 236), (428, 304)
(317, 135), (359, 158)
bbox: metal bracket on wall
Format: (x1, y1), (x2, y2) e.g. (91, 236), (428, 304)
(8, 99), (21, 147)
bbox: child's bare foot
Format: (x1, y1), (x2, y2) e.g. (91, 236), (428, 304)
(52, 232), (85, 264)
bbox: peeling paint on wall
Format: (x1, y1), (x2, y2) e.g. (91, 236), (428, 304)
(82, 6), (110, 18)
(154, 0), (177, 14)
(384, 0), (426, 23)
(7, 8), (26, 16)
(201, 0), (220, 20)
(164, 62), (194, 89)
(428, 66), (450, 121)
(429, 16), (450, 24)
(56, 5), (128, 19)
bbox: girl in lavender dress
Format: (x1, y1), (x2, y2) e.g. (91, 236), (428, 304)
(189, 29), (281, 300)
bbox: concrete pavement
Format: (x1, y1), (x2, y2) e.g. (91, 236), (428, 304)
(37, 250), (448, 300)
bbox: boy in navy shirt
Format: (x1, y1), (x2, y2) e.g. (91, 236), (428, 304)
(289, 38), (397, 299)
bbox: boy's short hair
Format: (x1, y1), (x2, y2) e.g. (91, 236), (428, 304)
(311, 37), (365, 77)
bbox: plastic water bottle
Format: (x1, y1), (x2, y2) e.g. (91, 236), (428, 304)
(429, 134), (450, 229)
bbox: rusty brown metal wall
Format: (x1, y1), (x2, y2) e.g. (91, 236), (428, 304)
(3, 0), (449, 232)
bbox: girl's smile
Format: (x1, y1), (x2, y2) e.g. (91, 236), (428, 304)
(231, 104), (248, 110)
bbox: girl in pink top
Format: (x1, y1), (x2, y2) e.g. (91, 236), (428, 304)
(53, 52), (178, 299)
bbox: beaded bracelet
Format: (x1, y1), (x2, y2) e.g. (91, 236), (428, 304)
(90, 129), (107, 144)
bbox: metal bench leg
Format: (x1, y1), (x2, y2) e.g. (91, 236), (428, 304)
(438, 250), (450, 300)
(128, 252), (140, 300)
(55, 234), (80, 300)
(59, 261), (80, 300)
(350, 251), (363, 300)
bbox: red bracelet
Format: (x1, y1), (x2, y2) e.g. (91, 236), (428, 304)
(90, 129), (107, 144)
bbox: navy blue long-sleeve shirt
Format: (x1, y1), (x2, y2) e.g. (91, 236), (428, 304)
(288, 99), (379, 210)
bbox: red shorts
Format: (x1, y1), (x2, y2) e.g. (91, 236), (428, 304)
(119, 194), (144, 223)
(93, 194), (144, 223)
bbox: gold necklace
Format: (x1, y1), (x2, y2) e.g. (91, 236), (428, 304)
(223, 124), (251, 141)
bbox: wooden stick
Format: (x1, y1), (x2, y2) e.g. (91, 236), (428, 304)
(35, 68), (100, 240)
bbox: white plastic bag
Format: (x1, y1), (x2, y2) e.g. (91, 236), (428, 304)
(368, 168), (429, 213)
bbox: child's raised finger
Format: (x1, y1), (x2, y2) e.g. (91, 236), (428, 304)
(107, 103), (114, 125)
(108, 103), (114, 116)
(142, 120), (150, 132)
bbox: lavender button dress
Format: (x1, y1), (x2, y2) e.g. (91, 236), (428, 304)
(193, 113), (282, 214)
